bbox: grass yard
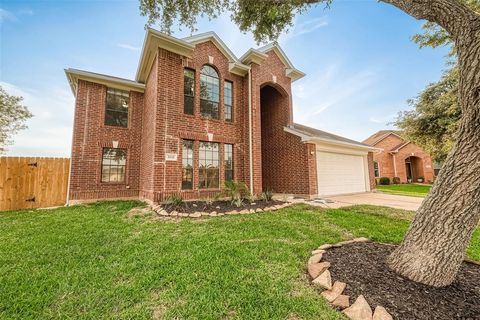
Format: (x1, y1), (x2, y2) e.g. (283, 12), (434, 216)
(1, 201), (478, 319)
(376, 184), (432, 197)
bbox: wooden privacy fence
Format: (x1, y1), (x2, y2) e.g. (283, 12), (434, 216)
(0, 157), (70, 211)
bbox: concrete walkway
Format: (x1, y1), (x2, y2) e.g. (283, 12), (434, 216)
(306, 192), (424, 211)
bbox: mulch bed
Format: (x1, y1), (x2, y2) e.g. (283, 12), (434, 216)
(163, 199), (286, 214)
(323, 242), (480, 320)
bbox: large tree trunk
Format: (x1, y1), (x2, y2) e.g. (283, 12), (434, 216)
(381, 0), (480, 287)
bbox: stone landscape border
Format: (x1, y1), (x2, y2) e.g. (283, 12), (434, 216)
(151, 202), (293, 218)
(308, 238), (394, 320)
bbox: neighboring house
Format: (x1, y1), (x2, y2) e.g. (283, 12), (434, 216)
(363, 130), (435, 183)
(65, 28), (377, 204)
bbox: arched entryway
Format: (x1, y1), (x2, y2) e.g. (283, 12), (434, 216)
(260, 84), (290, 192)
(405, 156), (424, 183)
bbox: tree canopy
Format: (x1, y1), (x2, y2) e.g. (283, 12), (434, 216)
(395, 0), (478, 162)
(0, 86), (33, 154)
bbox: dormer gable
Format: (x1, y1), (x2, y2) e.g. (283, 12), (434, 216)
(240, 43), (305, 82)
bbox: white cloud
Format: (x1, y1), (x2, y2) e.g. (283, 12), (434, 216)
(292, 63), (381, 127)
(369, 114), (396, 124)
(117, 43), (141, 51)
(279, 16), (328, 45)
(0, 8), (16, 23)
(1, 81), (74, 157)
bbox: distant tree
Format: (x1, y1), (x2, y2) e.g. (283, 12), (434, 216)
(396, 67), (460, 162)
(0, 86), (33, 154)
(395, 0), (479, 162)
(140, 0), (480, 287)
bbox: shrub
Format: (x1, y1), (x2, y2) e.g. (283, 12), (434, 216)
(261, 190), (274, 202)
(232, 198), (244, 208)
(392, 177), (401, 184)
(379, 177), (390, 185)
(244, 193), (256, 204)
(222, 180), (248, 204)
(163, 194), (184, 207)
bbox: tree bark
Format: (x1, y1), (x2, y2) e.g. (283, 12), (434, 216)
(381, 0), (480, 287)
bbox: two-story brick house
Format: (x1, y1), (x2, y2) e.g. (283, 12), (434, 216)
(65, 29), (377, 204)
(363, 130), (436, 183)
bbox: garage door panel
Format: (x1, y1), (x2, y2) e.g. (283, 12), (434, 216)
(316, 151), (366, 196)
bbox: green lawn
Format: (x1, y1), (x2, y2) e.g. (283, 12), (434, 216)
(1, 202), (478, 319)
(376, 184), (432, 197)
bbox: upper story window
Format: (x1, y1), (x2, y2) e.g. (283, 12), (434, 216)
(105, 88), (129, 127)
(374, 161), (380, 178)
(184, 68), (195, 115)
(101, 148), (127, 183)
(224, 81), (233, 122)
(200, 65), (219, 119)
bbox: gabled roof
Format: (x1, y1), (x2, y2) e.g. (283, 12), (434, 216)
(362, 130), (403, 146)
(389, 141), (410, 153)
(65, 68), (145, 96)
(241, 43), (305, 82)
(285, 123), (379, 151)
(136, 28), (196, 83)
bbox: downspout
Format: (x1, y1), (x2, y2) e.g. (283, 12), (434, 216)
(248, 67), (254, 194)
(65, 80), (78, 206)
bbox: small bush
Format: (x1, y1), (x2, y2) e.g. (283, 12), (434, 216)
(261, 190), (274, 202)
(222, 180), (248, 205)
(232, 198), (244, 208)
(379, 177), (390, 185)
(244, 193), (256, 204)
(163, 194), (184, 207)
(392, 177), (401, 184)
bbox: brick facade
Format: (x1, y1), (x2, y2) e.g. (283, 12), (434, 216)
(364, 131), (435, 184)
(67, 31), (376, 203)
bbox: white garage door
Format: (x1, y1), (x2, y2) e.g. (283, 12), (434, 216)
(316, 151), (367, 196)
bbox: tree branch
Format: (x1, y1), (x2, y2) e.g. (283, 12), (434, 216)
(380, 0), (479, 41)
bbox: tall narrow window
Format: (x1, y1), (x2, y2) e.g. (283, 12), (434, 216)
(373, 161), (380, 178)
(182, 140), (194, 189)
(199, 142), (219, 189)
(224, 81), (233, 122)
(200, 65), (219, 119)
(184, 68), (195, 115)
(101, 148), (127, 182)
(105, 88), (129, 127)
(224, 144), (233, 181)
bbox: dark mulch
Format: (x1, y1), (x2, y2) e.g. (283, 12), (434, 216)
(323, 242), (480, 320)
(162, 199), (285, 214)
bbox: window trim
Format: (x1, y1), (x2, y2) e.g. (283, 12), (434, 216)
(224, 80), (233, 122)
(183, 68), (195, 115)
(199, 65), (220, 120)
(198, 141), (220, 189)
(373, 161), (380, 178)
(181, 139), (194, 190)
(224, 143), (234, 182)
(100, 147), (127, 184)
(104, 87), (130, 128)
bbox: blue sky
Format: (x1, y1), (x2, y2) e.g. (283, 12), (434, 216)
(1, 0), (449, 157)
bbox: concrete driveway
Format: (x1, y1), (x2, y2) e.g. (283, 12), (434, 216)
(315, 192), (424, 211)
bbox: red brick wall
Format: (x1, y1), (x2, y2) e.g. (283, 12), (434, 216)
(138, 57), (158, 201)
(69, 41), (322, 202)
(69, 80), (143, 201)
(367, 152), (376, 190)
(146, 43), (249, 201)
(259, 85), (316, 196)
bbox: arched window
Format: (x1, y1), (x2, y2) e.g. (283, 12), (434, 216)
(200, 65), (220, 119)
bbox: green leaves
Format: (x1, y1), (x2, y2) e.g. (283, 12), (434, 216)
(139, 0), (330, 43)
(0, 86), (33, 154)
(395, 67), (460, 162)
